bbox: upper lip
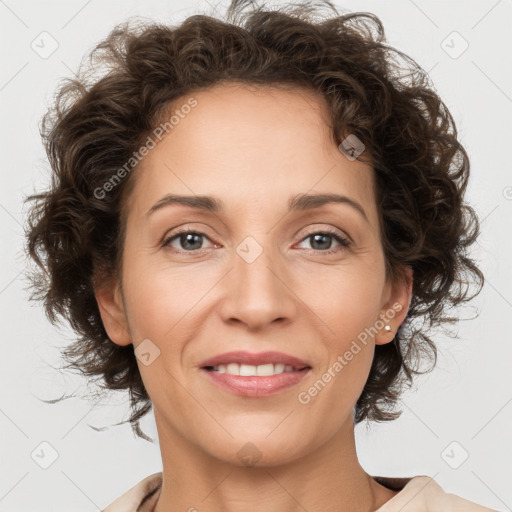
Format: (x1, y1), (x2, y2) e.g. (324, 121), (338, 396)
(200, 351), (311, 369)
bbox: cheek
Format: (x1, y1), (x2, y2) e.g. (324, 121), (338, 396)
(121, 253), (207, 342)
(306, 272), (380, 401)
(305, 264), (385, 342)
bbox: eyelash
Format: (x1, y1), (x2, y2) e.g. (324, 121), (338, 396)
(162, 227), (351, 255)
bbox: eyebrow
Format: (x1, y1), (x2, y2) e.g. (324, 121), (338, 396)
(146, 192), (369, 223)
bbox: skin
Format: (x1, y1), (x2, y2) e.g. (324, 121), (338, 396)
(95, 82), (413, 512)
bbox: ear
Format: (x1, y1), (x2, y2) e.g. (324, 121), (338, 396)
(374, 265), (413, 345)
(94, 274), (132, 346)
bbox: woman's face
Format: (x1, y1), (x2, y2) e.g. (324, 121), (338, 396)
(97, 82), (411, 467)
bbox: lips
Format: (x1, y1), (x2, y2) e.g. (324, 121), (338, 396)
(199, 351), (313, 397)
(199, 350), (311, 370)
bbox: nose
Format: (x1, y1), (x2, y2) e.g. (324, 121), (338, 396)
(218, 240), (297, 330)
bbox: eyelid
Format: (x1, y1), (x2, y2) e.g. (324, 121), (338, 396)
(161, 222), (215, 244)
(299, 224), (352, 243)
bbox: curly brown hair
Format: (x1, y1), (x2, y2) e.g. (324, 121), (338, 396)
(24, 0), (483, 441)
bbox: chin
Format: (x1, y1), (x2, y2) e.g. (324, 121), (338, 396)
(203, 431), (311, 468)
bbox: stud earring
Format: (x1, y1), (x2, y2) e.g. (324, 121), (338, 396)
(384, 325), (392, 332)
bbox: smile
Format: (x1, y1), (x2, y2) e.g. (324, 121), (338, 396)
(199, 350), (312, 397)
(206, 362), (304, 376)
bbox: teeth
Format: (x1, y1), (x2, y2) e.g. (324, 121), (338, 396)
(211, 363), (299, 376)
(227, 363), (239, 375)
(258, 363), (280, 376)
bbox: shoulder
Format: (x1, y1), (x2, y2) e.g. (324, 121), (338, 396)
(373, 475), (497, 512)
(102, 472), (163, 512)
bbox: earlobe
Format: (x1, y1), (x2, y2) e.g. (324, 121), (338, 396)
(375, 266), (413, 345)
(94, 277), (132, 346)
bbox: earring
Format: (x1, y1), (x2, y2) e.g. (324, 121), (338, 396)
(384, 325), (392, 332)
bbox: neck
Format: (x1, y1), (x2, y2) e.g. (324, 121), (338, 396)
(152, 410), (397, 512)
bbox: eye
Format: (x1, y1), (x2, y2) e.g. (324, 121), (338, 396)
(162, 227), (351, 255)
(162, 228), (214, 252)
(297, 229), (351, 254)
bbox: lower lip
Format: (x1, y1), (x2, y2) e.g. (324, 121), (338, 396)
(201, 368), (311, 397)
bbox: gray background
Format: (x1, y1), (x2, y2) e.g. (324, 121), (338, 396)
(0, 0), (511, 510)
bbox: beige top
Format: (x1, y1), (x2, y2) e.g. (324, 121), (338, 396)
(102, 472), (497, 511)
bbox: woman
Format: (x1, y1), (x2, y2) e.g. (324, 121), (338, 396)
(24, 0), (495, 510)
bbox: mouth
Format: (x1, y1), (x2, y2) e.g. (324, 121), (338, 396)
(199, 351), (312, 397)
(203, 362), (310, 376)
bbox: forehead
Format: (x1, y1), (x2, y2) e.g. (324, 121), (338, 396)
(126, 82), (377, 223)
